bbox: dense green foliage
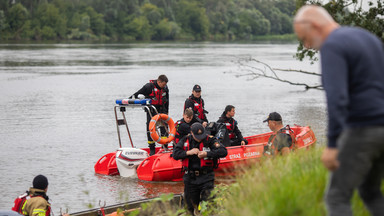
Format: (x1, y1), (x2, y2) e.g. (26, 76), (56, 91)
(295, 0), (384, 62)
(0, 0), (296, 41)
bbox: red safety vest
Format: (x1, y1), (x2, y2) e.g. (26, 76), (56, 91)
(12, 193), (51, 216)
(188, 97), (204, 120)
(149, 80), (165, 106)
(181, 137), (214, 169)
(224, 119), (236, 139)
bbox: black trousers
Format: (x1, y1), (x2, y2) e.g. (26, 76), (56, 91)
(184, 179), (214, 214)
(325, 126), (384, 216)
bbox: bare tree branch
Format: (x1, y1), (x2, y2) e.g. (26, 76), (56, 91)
(272, 68), (321, 76)
(235, 57), (323, 90)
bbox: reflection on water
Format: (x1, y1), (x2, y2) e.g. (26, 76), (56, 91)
(0, 42), (326, 213)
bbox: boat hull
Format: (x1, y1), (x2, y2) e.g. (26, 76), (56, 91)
(136, 126), (316, 181)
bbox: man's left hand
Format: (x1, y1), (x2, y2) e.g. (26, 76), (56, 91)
(321, 147), (339, 171)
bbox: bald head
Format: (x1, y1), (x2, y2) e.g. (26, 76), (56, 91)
(294, 5), (335, 26)
(293, 5), (339, 50)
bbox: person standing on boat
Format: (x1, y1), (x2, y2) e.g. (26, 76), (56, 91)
(172, 122), (228, 215)
(294, 5), (384, 216)
(175, 108), (194, 144)
(130, 74), (169, 156)
(263, 112), (292, 156)
(217, 105), (248, 146)
(184, 85), (208, 127)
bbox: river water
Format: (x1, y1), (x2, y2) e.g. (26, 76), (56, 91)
(0, 42), (326, 214)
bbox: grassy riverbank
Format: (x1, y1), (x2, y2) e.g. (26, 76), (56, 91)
(212, 147), (380, 216)
(126, 146), (382, 215)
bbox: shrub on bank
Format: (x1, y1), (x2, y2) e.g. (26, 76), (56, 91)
(123, 146), (382, 215)
(212, 147), (380, 216)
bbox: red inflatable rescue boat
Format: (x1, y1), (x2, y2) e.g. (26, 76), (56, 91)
(94, 99), (317, 181)
(135, 125), (316, 181)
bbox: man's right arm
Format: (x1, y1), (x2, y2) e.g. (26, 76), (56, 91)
(172, 137), (187, 160)
(320, 42), (348, 170)
(321, 42), (349, 148)
(130, 83), (152, 98)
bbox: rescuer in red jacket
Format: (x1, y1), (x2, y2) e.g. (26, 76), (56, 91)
(172, 123), (227, 215)
(174, 108), (194, 144)
(184, 85), (208, 127)
(217, 105), (248, 146)
(130, 75), (169, 155)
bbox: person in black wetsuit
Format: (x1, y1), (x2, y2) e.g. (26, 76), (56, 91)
(175, 108), (194, 144)
(217, 105), (248, 146)
(130, 74), (169, 155)
(172, 123), (227, 215)
(184, 85), (208, 127)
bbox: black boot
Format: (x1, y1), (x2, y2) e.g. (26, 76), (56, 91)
(149, 143), (156, 156)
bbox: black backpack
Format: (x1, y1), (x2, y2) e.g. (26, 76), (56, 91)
(206, 122), (230, 147)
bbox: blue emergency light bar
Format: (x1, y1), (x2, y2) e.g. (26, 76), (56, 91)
(115, 99), (151, 105)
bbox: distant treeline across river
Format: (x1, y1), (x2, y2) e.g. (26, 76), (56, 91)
(0, 0), (296, 42)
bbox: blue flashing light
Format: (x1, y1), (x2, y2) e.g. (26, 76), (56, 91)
(115, 99), (151, 105)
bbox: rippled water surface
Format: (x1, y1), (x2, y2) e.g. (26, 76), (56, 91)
(0, 42), (326, 213)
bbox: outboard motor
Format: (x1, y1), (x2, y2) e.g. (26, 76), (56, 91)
(206, 122), (230, 147)
(115, 148), (149, 177)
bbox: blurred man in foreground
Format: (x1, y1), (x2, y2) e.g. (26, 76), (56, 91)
(294, 5), (384, 216)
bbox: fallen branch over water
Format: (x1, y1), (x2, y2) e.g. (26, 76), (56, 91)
(235, 57), (323, 90)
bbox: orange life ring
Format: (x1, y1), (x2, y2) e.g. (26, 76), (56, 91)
(149, 114), (176, 145)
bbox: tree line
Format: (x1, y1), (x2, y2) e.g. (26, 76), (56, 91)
(0, 0), (297, 41)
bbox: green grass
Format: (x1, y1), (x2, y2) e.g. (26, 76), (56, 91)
(219, 147), (328, 216)
(212, 146), (382, 216)
(126, 146), (383, 215)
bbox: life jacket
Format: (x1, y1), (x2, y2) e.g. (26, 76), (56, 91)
(264, 125), (295, 156)
(181, 136), (214, 169)
(187, 97), (204, 120)
(148, 80), (165, 106)
(12, 192), (51, 216)
(224, 118), (236, 139)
